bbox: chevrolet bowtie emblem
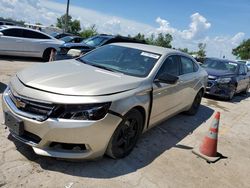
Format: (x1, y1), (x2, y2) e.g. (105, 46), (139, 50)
(15, 98), (26, 108)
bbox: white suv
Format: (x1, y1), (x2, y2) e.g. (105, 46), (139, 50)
(0, 26), (64, 61)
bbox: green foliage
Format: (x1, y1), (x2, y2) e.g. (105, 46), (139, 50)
(56, 14), (81, 35)
(232, 39), (250, 59)
(134, 33), (146, 41)
(79, 25), (98, 38)
(197, 43), (206, 58)
(155, 33), (173, 48)
(178, 48), (189, 53)
(133, 32), (173, 48)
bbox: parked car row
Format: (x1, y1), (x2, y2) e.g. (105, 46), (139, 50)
(1, 25), (250, 160)
(56, 34), (146, 60)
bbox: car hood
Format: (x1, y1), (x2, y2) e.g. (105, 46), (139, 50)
(16, 60), (143, 96)
(62, 42), (93, 49)
(204, 68), (236, 78)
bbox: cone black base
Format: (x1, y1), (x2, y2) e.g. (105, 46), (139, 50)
(192, 148), (220, 163)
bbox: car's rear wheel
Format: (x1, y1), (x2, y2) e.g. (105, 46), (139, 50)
(106, 109), (143, 159)
(185, 90), (203, 115)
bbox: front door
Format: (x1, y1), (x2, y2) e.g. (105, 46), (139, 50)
(150, 55), (183, 127)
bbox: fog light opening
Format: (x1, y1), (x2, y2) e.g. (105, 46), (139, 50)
(49, 142), (87, 152)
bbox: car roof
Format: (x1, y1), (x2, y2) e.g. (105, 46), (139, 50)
(0, 26), (53, 38)
(111, 42), (181, 56)
(205, 57), (242, 64)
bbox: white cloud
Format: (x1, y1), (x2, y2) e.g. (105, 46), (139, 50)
(0, 0), (246, 59)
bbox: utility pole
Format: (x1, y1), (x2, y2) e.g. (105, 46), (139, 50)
(65, 0), (70, 33)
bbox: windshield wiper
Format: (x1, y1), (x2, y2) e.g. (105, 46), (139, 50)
(77, 59), (122, 73)
(89, 64), (116, 72)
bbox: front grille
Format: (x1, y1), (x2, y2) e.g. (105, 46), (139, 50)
(8, 89), (54, 118)
(58, 47), (69, 55)
(207, 82), (213, 87)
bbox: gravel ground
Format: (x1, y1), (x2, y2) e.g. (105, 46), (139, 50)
(0, 56), (250, 188)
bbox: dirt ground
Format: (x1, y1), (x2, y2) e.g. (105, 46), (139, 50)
(0, 56), (250, 188)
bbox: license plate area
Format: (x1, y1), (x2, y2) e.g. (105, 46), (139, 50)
(4, 112), (24, 136)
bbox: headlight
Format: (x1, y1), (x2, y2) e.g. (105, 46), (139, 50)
(216, 77), (232, 84)
(50, 102), (111, 120)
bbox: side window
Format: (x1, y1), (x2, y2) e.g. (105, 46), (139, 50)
(1, 29), (23, 37)
(239, 65), (245, 74)
(180, 56), (195, 74)
(244, 65), (248, 73)
(193, 62), (199, 71)
(23, 30), (50, 39)
(156, 55), (179, 77)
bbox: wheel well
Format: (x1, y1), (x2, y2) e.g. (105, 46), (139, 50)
(43, 48), (56, 56)
(199, 87), (205, 96)
(131, 106), (146, 131)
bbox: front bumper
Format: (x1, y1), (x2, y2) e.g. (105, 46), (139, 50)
(2, 90), (122, 159)
(56, 53), (76, 60)
(205, 80), (234, 98)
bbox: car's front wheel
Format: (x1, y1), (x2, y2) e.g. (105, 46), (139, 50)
(106, 109), (143, 159)
(226, 85), (236, 101)
(242, 83), (249, 95)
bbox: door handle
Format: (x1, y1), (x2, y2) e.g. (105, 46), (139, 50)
(16, 40), (22, 43)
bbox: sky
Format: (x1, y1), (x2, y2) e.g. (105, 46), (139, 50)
(0, 0), (249, 59)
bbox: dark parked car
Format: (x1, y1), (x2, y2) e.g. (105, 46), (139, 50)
(60, 36), (85, 43)
(201, 58), (250, 100)
(56, 34), (146, 60)
(51, 32), (73, 39)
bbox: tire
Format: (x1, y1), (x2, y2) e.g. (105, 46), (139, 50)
(106, 109), (143, 159)
(242, 83), (249, 95)
(226, 86), (236, 101)
(185, 90), (203, 115)
(42, 48), (55, 62)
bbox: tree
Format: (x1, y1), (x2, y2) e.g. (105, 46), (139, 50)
(146, 34), (155, 45)
(232, 39), (250, 59)
(178, 48), (189, 53)
(79, 25), (98, 38)
(134, 33), (146, 41)
(154, 33), (173, 48)
(56, 14), (81, 34)
(197, 43), (206, 58)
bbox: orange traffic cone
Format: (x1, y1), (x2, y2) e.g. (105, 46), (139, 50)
(192, 112), (221, 162)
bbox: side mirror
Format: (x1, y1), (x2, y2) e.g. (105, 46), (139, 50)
(0, 32), (3, 37)
(155, 73), (179, 84)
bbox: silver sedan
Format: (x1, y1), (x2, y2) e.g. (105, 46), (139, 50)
(0, 26), (64, 61)
(2, 43), (208, 159)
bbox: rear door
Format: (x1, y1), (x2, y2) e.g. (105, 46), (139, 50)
(21, 30), (51, 57)
(0, 28), (24, 55)
(179, 56), (200, 107)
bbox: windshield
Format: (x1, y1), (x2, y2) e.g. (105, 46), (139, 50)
(77, 45), (160, 77)
(60, 36), (73, 43)
(201, 59), (238, 73)
(83, 36), (110, 47)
